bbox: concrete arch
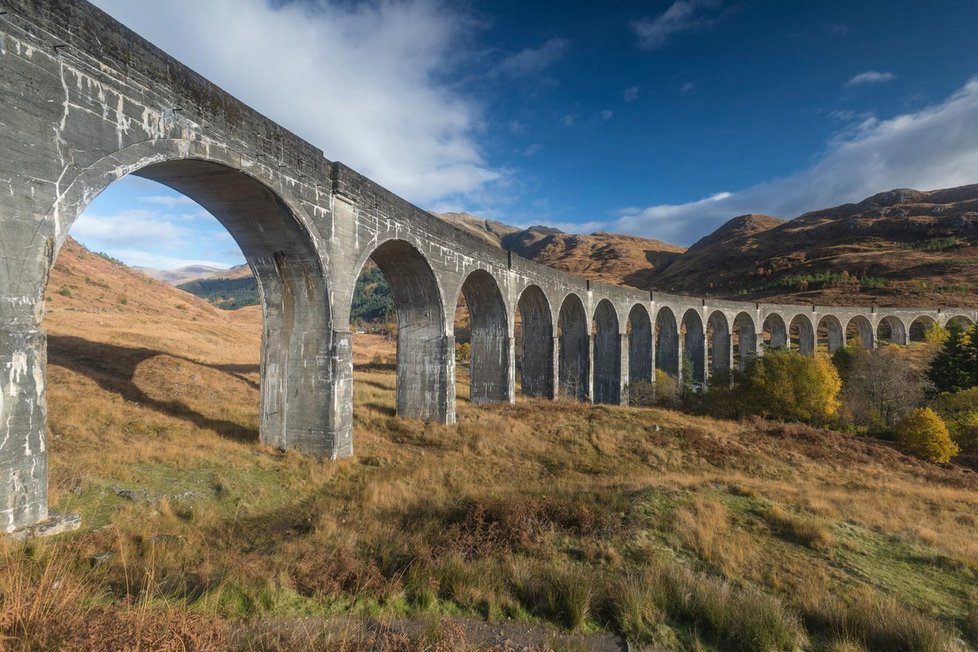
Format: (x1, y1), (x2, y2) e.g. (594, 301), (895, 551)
(945, 315), (974, 330)
(682, 309), (706, 387)
(817, 315), (845, 353)
(456, 269), (511, 404)
(707, 311), (732, 377)
(877, 315), (908, 345)
(733, 312), (757, 371)
(363, 239), (451, 421)
(516, 285), (554, 398)
(909, 315), (938, 342)
(592, 299), (622, 404)
(558, 293), (589, 400)
(763, 313), (788, 349)
(655, 306), (680, 378)
(48, 145), (339, 458)
(789, 314), (816, 355)
(846, 315), (875, 349)
(627, 304), (653, 385)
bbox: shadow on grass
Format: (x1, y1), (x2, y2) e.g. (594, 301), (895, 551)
(48, 335), (258, 443)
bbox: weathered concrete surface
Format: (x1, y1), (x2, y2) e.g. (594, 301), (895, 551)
(1, 0), (976, 533)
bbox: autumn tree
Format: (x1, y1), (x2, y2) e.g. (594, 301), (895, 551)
(843, 345), (926, 430)
(895, 407), (958, 463)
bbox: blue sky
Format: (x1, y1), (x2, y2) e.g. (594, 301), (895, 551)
(80, 0), (978, 269)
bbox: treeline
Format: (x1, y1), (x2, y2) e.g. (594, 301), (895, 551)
(632, 322), (978, 466)
(178, 266), (395, 324)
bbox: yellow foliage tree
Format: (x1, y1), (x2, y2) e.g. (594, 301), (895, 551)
(743, 350), (842, 423)
(895, 407), (959, 464)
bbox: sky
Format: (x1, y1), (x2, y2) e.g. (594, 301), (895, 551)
(78, 0), (978, 270)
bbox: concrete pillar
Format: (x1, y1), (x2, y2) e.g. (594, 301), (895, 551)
(587, 333), (596, 402)
(619, 332), (630, 406)
(550, 335), (561, 400)
(397, 332), (455, 423)
(505, 335), (516, 403)
(0, 323), (49, 533)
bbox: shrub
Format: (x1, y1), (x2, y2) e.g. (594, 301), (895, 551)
(895, 408), (958, 463)
(454, 342), (471, 364)
(709, 350), (841, 424)
(653, 369), (680, 407)
(628, 380), (655, 407)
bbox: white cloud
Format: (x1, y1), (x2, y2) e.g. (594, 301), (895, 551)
(140, 195), (195, 207)
(599, 110), (614, 121)
(623, 85), (640, 102)
(72, 210), (195, 249)
(607, 77), (978, 244)
(90, 0), (499, 205)
(846, 70), (896, 87)
(499, 37), (569, 78)
(632, 0), (721, 50)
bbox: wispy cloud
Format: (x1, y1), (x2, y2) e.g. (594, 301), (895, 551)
(599, 110), (614, 121)
(498, 37), (570, 78)
(523, 143), (542, 157)
(680, 81), (696, 95)
(829, 24), (850, 36)
(846, 70), (896, 87)
(561, 114), (576, 127)
(140, 195), (195, 207)
(605, 77), (978, 244)
(632, 0), (722, 50)
(623, 85), (640, 102)
(91, 0), (499, 205)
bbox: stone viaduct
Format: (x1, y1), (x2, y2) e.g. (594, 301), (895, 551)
(1, 0), (975, 535)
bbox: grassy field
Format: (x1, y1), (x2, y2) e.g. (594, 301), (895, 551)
(3, 241), (978, 650)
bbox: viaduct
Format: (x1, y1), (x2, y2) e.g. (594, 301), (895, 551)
(1, 0), (976, 535)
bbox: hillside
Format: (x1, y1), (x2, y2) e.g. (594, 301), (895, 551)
(8, 237), (978, 650)
(652, 186), (978, 306)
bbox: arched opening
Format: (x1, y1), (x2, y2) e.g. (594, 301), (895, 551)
(789, 314), (815, 355)
(909, 316), (938, 343)
(846, 315), (875, 349)
(733, 312), (757, 371)
(762, 313), (788, 349)
(516, 285), (554, 398)
(817, 315), (845, 353)
(627, 304), (653, 385)
(592, 300), (621, 404)
(454, 270), (510, 404)
(364, 240), (448, 421)
(706, 311), (731, 380)
(876, 315), (907, 346)
(558, 293), (589, 401)
(945, 315), (974, 332)
(655, 307), (680, 378)
(681, 309), (706, 388)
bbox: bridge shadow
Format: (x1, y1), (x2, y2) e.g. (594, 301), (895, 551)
(48, 335), (258, 443)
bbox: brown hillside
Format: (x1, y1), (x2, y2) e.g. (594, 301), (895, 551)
(652, 186), (978, 307)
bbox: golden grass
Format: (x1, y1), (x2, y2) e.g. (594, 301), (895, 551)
(15, 238), (978, 650)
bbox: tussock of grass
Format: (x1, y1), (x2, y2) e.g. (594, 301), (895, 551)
(763, 504), (835, 549)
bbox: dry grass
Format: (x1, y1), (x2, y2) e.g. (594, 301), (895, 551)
(12, 239), (978, 650)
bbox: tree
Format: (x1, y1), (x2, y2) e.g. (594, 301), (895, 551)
(926, 325), (976, 393)
(931, 387), (978, 456)
(843, 345), (926, 430)
(895, 407), (958, 463)
(717, 350), (842, 424)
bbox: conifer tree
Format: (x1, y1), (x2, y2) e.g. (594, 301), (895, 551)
(927, 325), (976, 393)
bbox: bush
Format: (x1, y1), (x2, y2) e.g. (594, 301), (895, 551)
(707, 350), (841, 424)
(653, 369), (680, 407)
(455, 342), (471, 364)
(895, 408), (958, 463)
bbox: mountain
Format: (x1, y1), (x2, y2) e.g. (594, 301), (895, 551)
(134, 264), (231, 285)
(652, 185), (978, 306)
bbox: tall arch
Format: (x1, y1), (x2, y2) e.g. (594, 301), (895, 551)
(707, 311), (731, 378)
(593, 300), (621, 404)
(558, 293), (589, 401)
(456, 270), (510, 404)
(877, 315), (908, 346)
(733, 312), (757, 371)
(366, 240), (449, 421)
(628, 304), (653, 385)
(846, 315), (875, 349)
(655, 307), (680, 378)
(789, 314), (815, 355)
(946, 315), (975, 331)
(516, 285), (554, 398)
(682, 309), (706, 387)
(817, 315), (845, 353)
(909, 316), (938, 342)
(763, 313), (788, 349)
